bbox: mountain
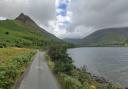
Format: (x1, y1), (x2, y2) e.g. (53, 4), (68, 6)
(0, 13), (63, 48)
(65, 27), (128, 47)
(15, 13), (61, 41)
(64, 38), (81, 44)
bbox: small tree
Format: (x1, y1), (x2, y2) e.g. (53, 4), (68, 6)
(5, 32), (9, 35)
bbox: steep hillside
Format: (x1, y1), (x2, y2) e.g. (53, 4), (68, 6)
(0, 13), (63, 48)
(65, 27), (128, 47)
(15, 13), (60, 40)
(64, 38), (81, 45)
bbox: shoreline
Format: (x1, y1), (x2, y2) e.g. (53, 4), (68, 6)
(67, 47), (128, 88)
(47, 45), (124, 89)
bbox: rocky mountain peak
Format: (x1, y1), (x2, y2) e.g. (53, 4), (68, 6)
(15, 13), (35, 24)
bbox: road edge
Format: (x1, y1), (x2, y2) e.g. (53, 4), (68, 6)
(12, 52), (38, 89)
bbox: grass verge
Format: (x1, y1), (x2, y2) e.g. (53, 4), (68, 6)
(46, 45), (122, 89)
(0, 48), (36, 89)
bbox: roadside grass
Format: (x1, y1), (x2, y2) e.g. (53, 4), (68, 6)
(46, 46), (123, 89)
(45, 54), (55, 70)
(0, 48), (31, 63)
(0, 48), (36, 89)
(0, 20), (63, 49)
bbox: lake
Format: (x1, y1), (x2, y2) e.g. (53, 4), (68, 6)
(68, 47), (128, 87)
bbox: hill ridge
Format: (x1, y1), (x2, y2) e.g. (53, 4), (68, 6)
(0, 13), (64, 48)
(64, 27), (128, 47)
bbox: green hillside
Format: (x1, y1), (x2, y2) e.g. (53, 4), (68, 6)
(65, 27), (128, 47)
(0, 13), (63, 48)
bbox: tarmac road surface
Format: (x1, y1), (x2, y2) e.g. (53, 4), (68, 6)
(18, 51), (60, 89)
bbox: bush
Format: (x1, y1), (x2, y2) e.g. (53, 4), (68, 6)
(47, 46), (122, 89)
(48, 45), (74, 74)
(81, 82), (91, 89)
(0, 51), (36, 89)
(54, 62), (74, 73)
(58, 73), (82, 89)
(0, 42), (6, 48)
(5, 32), (9, 35)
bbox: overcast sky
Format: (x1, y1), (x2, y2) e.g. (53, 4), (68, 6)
(0, 0), (128, 39)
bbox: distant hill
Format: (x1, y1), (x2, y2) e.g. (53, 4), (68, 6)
(0, 13), (63, 48)
(64, 27), (128, 47)
(64, 38), (81, 44)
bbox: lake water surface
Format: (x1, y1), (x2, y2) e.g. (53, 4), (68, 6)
(68, 47), (128, 87)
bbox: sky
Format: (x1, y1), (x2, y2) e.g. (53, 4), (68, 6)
(1, 0), (128, 39)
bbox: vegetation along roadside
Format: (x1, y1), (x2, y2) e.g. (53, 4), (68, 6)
(46, 45), (123, 89)
(0, 48), (36, 89)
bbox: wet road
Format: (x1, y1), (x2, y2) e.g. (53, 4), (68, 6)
(18, 52), (60, 89)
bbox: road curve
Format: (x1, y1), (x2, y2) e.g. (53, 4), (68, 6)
(18, 51), (60, 89)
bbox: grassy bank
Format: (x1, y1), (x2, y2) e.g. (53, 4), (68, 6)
(0, 19), (65, 49)
(46, 45), (122, 89)
(0, 48), (36, 89)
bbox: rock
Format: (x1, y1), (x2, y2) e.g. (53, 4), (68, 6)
(93, 75), (109, 84)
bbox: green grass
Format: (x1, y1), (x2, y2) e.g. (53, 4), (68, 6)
(0, 48), (36, 89)
(46, 46), (123, 89)
(0, 20), (62, 48)
(0, 48), (31, 62)
(45, 54), (55, 70)
(74, 28), (128, 47)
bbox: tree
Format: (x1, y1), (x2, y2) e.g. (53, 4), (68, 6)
(5, 32), (9, 35)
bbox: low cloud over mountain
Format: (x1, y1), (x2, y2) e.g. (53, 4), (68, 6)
(1, 0), (128, 38)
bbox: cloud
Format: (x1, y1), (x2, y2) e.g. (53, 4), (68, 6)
(60, 25), (95, 39)
(52, 0), (72, 38)
(56, 0), (72, 23)
(0, 0), (56, 25)
(54, 0), (128, 38)
(1, 0), (128, 38)
(0, 17), (6, 20)
(67, 0), (128, 38)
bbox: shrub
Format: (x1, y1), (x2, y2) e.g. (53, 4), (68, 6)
(58, 73), (82, 89)
(0, 50), (36, 89)
(82, 82), (91, 89)
(54, 62), (74, 73)
(48, 45), (74, 74)
(5, 32), (9, 35)
(47, 46), (122, 89)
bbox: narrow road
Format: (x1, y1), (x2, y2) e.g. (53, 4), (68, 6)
(18, 51), (60, 89)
